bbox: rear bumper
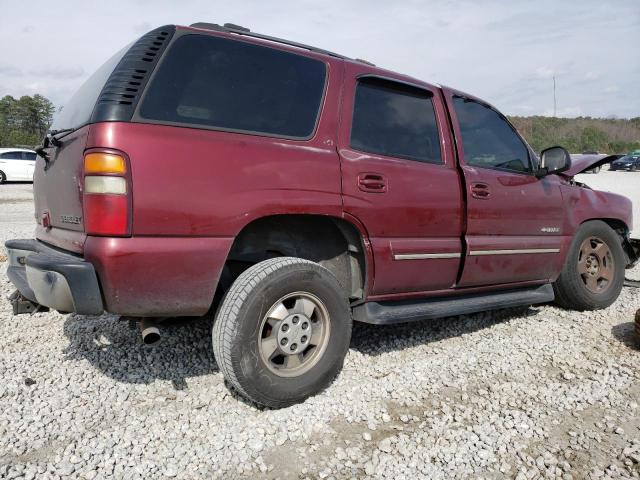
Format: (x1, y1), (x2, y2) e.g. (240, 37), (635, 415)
(5, 239), (103, 315)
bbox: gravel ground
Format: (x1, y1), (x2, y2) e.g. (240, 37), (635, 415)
(1, 173), (639, 480)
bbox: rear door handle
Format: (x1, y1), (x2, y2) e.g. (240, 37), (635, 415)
(358, 173), (387, 193)
(470, 182), (491, 199)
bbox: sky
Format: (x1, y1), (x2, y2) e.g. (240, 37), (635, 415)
(0, 0), (638, 118)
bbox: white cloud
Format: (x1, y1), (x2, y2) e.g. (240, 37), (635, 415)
(534, 67), (556, 80)
(0, 65), (23, 77)
(0, 0), (638, 118)
(29, 66), (85, 80)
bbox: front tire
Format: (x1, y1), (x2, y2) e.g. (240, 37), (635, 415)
(0, 171), (6, 184)
(553, 220), (625, 310)
(212, 257), (352, 408)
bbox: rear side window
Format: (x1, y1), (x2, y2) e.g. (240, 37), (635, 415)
(453, 96), (530, 173)
(350, 78), (442, 164)
(22, 152), (37, 160)
(139, 34), (327, 139)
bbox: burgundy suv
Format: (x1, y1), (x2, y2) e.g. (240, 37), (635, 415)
(5, 23), (639, 407)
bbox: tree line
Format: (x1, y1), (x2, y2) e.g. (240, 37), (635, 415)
(0, 93), (638, 154)
(0, 94), (55, 148)
(509, 115), (640, 154)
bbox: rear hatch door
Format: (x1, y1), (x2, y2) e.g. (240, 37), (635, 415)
(33, 128), (89, 253)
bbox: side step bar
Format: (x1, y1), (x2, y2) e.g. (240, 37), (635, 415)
(353, 284), (554, 325)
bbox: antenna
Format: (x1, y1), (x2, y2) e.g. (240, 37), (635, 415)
(553, 76), (557, 117)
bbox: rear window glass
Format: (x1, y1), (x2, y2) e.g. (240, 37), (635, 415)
(139, 34), (327, 139)
(350, 78), (442, 163)
(52, 43), (130, 130)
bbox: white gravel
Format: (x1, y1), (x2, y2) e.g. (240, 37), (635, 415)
(1, 174), (639, 480)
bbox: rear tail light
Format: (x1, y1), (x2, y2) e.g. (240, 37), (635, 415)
(82, 151), (131, 236)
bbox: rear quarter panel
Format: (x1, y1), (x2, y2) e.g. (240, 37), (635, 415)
(83, 57), (344, 315)
(85, 57), (344, 237)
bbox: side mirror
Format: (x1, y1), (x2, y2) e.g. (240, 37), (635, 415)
(537, 146), (571, 177)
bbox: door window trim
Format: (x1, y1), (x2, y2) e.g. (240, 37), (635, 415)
(453, 95), (534, 176)
(348, 74), (445, 166)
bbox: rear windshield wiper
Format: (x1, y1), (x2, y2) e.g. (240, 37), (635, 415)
(35, 127), (78, 164)
(48, 128), (76, 145)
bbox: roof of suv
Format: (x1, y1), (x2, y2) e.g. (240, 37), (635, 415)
(186, 22), (375, 66)
(183, 22), (446, 94)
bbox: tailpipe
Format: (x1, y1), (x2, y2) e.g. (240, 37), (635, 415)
(140, 318), (161, 344)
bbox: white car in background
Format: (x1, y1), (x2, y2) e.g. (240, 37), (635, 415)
(0, 148), (37, 183)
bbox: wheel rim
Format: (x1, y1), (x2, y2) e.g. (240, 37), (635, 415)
(577, 236), (615, 294)
(258, 291), (331, 378)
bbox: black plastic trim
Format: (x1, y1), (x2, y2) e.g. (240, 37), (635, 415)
(5, 239), (104, 315)
(90, 25), (176, 124)
(353, 284), (554, 325)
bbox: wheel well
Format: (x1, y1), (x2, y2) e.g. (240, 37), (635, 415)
(588, 218), (629, 237)
(220, 215), (367, 303)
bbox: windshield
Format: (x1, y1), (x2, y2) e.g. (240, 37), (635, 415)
(51, 43), (131, 130)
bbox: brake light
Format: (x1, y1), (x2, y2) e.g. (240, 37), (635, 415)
(83, 152), (131, 236)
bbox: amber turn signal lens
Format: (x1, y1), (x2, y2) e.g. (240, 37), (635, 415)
(84, 153), (126, 174)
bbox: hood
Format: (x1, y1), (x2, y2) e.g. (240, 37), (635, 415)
(562, 154), (622, 177)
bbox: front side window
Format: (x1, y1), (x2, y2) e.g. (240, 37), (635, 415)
(139, 34), (327, 139)
(453, 96), (530, 173)
(0, 152), (20, 159)
(350, 78), (442, 163)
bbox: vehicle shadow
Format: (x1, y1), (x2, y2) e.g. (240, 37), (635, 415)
(350, 305), (539, 356)
(62, 314), (218, 389)
(610, 321), (640, 351)
(61, 305), (538, 398)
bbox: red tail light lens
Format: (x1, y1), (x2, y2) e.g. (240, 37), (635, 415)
(83, 152), (131, 236)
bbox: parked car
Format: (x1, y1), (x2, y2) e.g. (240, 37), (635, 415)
(5, 23), (640, 408)
(0, 148), (37, 183)
(610, 154), (640, 171)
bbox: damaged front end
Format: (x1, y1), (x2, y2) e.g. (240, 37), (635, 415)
(624, 237), (640, 287)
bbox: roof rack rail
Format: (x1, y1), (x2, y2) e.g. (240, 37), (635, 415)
(189, 22), (352, 61)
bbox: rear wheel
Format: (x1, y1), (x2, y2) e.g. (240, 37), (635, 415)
(553, 221), (625, 310)
(212, 257), (352, 408)
(0, 171), (6, 184)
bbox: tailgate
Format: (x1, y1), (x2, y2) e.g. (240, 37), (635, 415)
(33, 127), (89, 253)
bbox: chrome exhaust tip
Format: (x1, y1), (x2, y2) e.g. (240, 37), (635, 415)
(140, 318), (161, 344)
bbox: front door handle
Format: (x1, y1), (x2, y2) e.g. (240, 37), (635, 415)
(358, 173), (387, 193)
(470, 182), (491, 199)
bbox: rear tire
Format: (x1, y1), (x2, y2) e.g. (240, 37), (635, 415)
(0, 171), (6, 184)
(553, 220), (625, 310)
(212, 257), (352, 408)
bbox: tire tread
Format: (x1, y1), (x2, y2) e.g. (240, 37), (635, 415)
(212, 257), (339, 408)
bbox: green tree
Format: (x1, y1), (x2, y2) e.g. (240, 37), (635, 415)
(0, 94), (55, 147)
